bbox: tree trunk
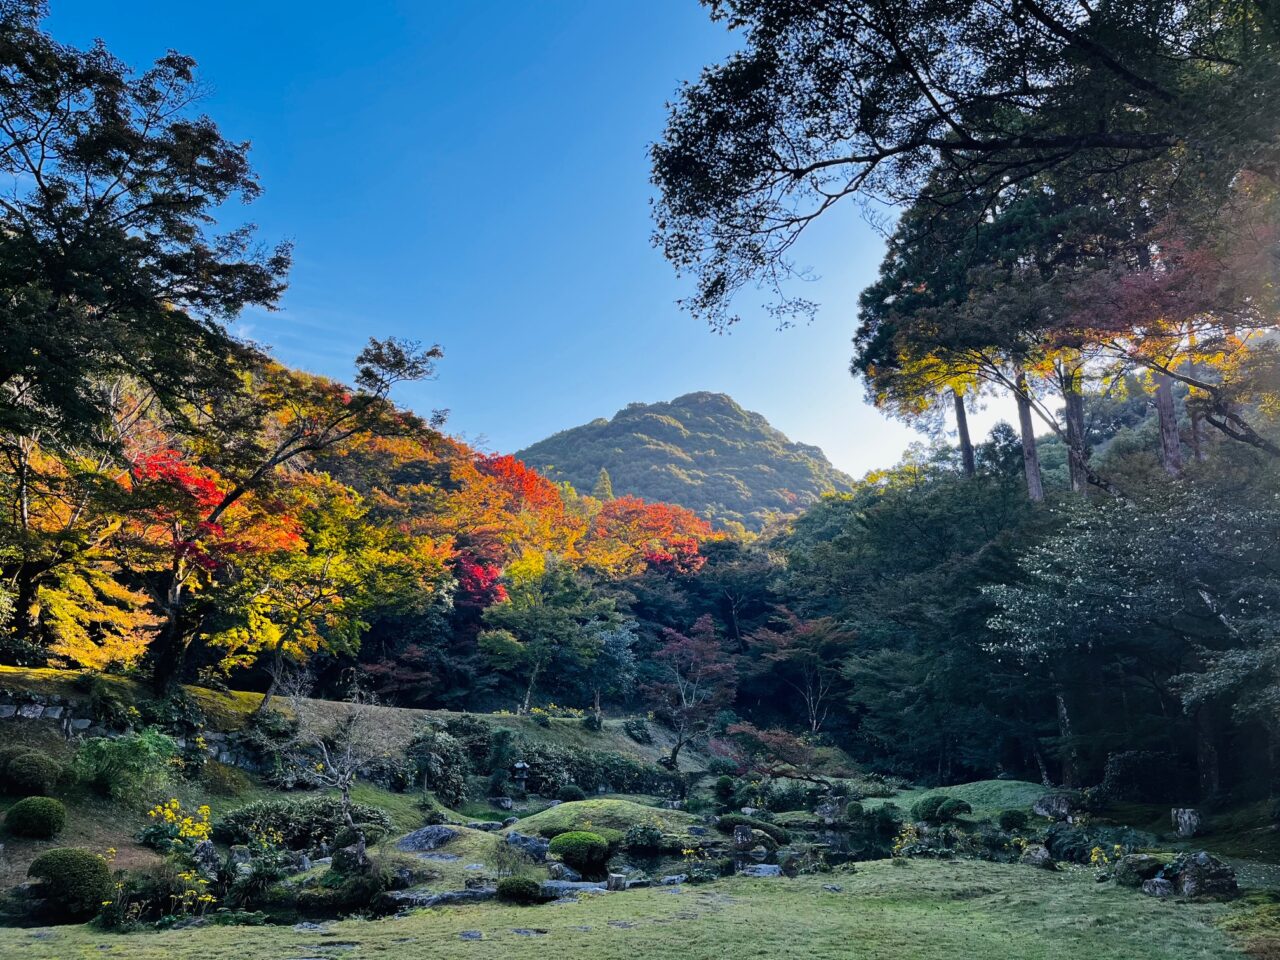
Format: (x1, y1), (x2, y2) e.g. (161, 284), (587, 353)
(1196, 706), (1221, 803)
(1062, 369), (1090, 495)
(953, 390), (976, 477)
(521, 661), (542, 714)
(1014, 373), (1045, 502)
(1154, 372), (1183, 477)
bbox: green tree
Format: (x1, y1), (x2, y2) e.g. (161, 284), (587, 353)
(480, 556), (618, 713)
(591, 467), (615, 501)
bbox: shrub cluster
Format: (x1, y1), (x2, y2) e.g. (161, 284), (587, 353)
(406, 724), (470, 807)
(214, 796), (393, 853)
(27, 848), (112, 921)
(496, 875), (544, 904)
(622, 717), (653, 744)
(548, 831), (610, 873)
(998, 809), (1030, 832)
(715, 814), (791, 845)
(75, 728), (178, 804)
(911, 794), (972, 823)
(519, 741), (675, 796)
(622, 822), (674, 853)
(5, 796), (66, 838)
(5, 752), (67, 796)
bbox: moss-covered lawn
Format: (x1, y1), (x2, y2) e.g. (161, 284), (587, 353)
(0, 859), (1254, 960)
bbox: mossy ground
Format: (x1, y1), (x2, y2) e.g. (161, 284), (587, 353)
(0, 859), (1254, 960)
(511, 798), (699, 843)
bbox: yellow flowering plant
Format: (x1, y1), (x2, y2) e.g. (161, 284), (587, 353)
(138, 798), (213, 853)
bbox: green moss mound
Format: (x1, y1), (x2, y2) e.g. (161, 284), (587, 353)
(514, 798), (699, 843)
(5, 795), (66, 838)
(27, 847), (112, 920)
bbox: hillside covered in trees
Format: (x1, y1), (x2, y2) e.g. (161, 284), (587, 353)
(517, 392), (853, 530)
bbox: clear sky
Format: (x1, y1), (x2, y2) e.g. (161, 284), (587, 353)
(47, 0), (989, 477)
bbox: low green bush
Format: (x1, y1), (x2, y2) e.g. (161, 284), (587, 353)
(911, 794), (948, 822)
(214, 795), (393, 853)
(713, 775), (736, 804)
(27, 848), (112, 920)
(201, 760), (252, 797)
(715, 814), (791, 845)
(869, 803), (905, 835)
(548, 830), (610, 873)
(623, 822), (671, 852)
(0, 745), (37, 776)
(936, 798), (972, 821)
(5, 796), (66, 838)
(6, 753), (66, 796)
(497, 876), (544, 904)
(75, 728), (177, 804)
(998, 809), (1030, 832)
(557, 784), (587, 802)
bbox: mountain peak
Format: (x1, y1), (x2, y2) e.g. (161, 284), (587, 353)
(517, 394), (852, 530)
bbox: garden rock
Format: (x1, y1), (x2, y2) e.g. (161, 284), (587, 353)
(547, 862), (582, 882)
(494, 797), (514, 811)
(659, 874), (687, 885)
(1171, 808), (1203, 838)
(191, 840), (221, 880)
(732, 824), (754, 846)
(1171, 852), (1237, 898)
(397, 825), (458, 853)
(467, 821), (503, 832)
(1032, 793), (1077, 821)
(1142, 878), (1174, 898)
(506, 832), (549, 862)
(607, 873), (626, 891)
(502, 817), (519, 827)
(1019, 844), (1056, 870)
(1113, 854), (1166, 888)
(540, 879), (606, 898)
(739, 864), (783, 878)
(814, 798), (843, 824)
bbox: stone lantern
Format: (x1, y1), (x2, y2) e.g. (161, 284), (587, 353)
(511, 760), (530, 795)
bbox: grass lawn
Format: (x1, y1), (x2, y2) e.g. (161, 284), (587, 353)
(0, 859), (1256, 960)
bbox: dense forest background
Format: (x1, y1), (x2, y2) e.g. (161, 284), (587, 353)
(1, 0), (1279, 815)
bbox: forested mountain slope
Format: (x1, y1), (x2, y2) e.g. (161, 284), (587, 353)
(517, 392), (853, 529)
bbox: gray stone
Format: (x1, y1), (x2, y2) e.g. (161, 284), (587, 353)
(547, 862), (582, 882)
(292, 922), (330, 932)
(626, 879), (652, 889)
(1172, 808), (1204, 838)
(17, 703), (42, 719)
(459, 931), (483, 941)
(606, 873), (626, 891)
(732, 824), (754, 846)
(662, 800), (684, 810)
(739, 864), (783, 878)
(740, 806), (760, 817)
(1113, 854), (1167, 888)
(688, 826), (708, 836)
(385, 887), (496, 908)
(191, 840), (221, 880)
(229, 844), (252, 866)
(494, 797), (514, 811)
(814, 798), (843, 824)
(70, 718), (91, 731)
(396, 825), (459, 852)
(502, 817), (519, 827)
(512, 928), (547, 937)
(1019, 844), (1056, 870)
(467, 821), (503, 832)
(506, 832), (549, 862)
(822, 884), (844, 893)
(540, 879), (606, 898)
(1142, 878), (1175, 898)
(0, 705), (15, 718)
(464, 863), (486, 871)
(659, 874), (687, 885)
(1171, 851), (1237, 898)
(40, 706), (63, 719)
(1032, 793), (1077, 821)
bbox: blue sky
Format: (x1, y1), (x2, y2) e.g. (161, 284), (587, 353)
(48, 0), (968, 476)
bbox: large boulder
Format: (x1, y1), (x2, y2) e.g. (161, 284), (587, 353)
(1019, 844), (1056, 870)
(505, 831), (550, 862)
(1170, 852), (1237, 898)
(1032, 793), (1078, 821)
(1113, 854), (1167, 888)
(397, 825), (459, 853)
(1171, 808), (1204, 838)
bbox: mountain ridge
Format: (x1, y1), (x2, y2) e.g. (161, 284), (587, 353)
(517, 391), (854, 530)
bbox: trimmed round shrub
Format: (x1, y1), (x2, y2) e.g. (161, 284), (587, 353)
(911, 794), (948, 823)
(0, 745), (37, 776)
(7, 753), (65, 796)
(5, 796), (66, 838)
(497, 876), (544, 904)
(936, 798), (972, 822)
(844, 800), (865, 821)
(870, 803), (905, 835)
(548, 831), (609, 873)
(556, 784), (587, 803)
(27, 848), (112, 920)
(998, 809), (1030, 832)
(713, 775), (735, 804)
